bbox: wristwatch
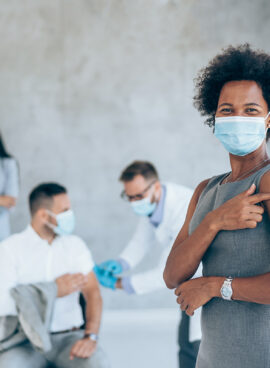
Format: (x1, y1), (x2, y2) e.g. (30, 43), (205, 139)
(84, 333), (99, 342)
(220, 277), (233, 300)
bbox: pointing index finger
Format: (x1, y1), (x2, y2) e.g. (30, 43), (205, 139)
(248, 192), (270, 204)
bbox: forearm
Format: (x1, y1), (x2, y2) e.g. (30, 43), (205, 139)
(0, 195), (16, 208)
(230, 273), (270, 304)
(84, 291), (102, 334)
(0, 195), (9, 207)
(0, 196), (5, 205)
(164, 213), (219, 289)
(208, 273), (270, 305)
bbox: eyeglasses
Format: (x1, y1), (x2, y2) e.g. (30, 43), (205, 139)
(121, 181), (156, 202)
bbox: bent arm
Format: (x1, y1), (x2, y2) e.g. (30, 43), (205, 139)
(163, 179), (217, 289)
(191, 171), (270, 306)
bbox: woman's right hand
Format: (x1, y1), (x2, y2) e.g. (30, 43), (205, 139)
(0, 195), (16, 209)
(208, 184), (270, 231)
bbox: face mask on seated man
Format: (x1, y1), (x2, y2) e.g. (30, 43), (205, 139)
(46, 208), (76, 236)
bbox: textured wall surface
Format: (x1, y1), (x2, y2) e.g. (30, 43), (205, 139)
(1, 0), (270, 309)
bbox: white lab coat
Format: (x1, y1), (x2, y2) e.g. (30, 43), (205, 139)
(119, 182), (202, 342)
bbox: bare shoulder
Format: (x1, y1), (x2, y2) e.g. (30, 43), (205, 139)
(192, 178), (211, 203)
(259, 169), (270, 192)
(169, 178), (212, 251)
(184, 178), (211, 222)
(259, 170), (270, 215)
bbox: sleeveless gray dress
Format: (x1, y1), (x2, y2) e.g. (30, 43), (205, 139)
(189, 164), (270, 368)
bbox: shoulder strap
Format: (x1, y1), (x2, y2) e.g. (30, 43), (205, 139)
(198, 172), (228, 202)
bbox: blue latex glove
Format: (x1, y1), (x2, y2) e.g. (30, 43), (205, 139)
(93, 265), (118, 290)
(98, 259), (123, 276)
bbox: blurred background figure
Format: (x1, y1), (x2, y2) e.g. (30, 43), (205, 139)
(94, 160), (202, 368)
(0, 134), (19, 241)
(0, 182), (109, 368)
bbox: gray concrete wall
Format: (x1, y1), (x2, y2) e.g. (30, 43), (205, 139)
(1, 0), (270, 309)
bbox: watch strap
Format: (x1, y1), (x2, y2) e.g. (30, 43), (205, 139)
(84, 333), (99, 342)
(224, 277), (233, 287)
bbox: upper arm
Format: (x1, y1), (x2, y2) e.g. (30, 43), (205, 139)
(70, 237), (100, 300)
(259, 170), (270, 220)
(170, 179), (210, 252)
(82, 271), (101, 300)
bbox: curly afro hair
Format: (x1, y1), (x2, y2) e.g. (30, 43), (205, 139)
(193, 44), (270, 140)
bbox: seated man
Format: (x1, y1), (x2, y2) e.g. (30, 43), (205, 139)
(0, 182), (109, 368)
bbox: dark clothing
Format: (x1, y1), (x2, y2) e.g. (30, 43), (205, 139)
(178, 312), (200, 368)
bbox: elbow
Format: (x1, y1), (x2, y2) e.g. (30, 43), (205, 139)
(164, 263), (191, 289)
(163, 268), (178, 290)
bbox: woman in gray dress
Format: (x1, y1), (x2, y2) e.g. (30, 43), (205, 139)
(164, 44), (270, 367)
(0, 134), (19, 241)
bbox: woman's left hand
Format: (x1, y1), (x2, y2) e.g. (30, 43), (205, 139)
(175, 277), (223, 316)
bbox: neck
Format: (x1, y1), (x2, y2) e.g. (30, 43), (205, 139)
(229, 142), (269, 181)
(31, 220), (56, 245)
(155, 185), (162, 203)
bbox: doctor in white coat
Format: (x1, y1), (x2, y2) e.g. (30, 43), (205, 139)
(94, 161), (202, 368)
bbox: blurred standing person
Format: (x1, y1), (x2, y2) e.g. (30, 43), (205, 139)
(0, 134), (19, 240)
(95, 161), (202, 368)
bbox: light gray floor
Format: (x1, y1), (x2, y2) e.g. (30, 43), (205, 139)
(100, 308), (179, 368)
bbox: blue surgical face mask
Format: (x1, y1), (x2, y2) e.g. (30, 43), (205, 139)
(47, 209), (75, 236)
(214, 113), (270, 156)
(131, 196), (157, 216)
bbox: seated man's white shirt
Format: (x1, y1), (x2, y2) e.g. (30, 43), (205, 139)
(0, 226), (94, 332)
